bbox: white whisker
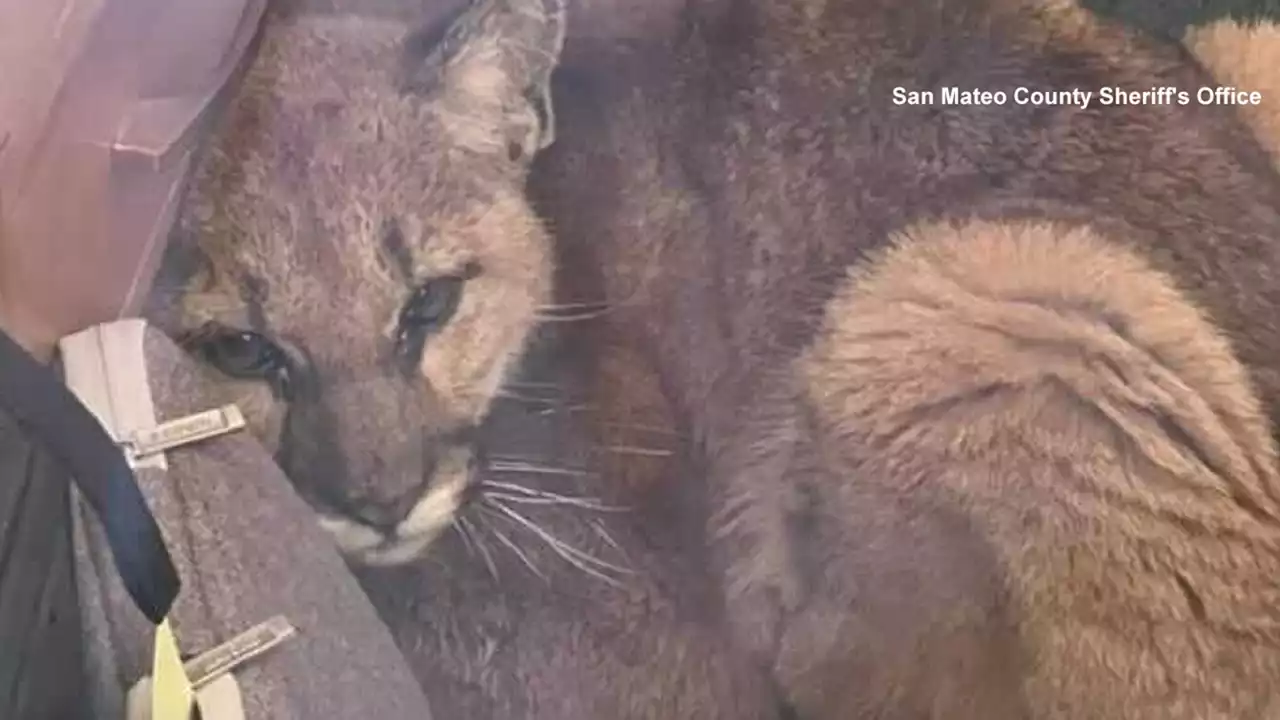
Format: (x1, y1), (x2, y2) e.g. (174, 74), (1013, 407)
(595, 445), (674, 458)
(480, 480), (628, 510)
(525, 402), (591, 417)
(453, 517), (477, 557)
(479, 478), (547, 494)
(485, 499), (633, 586)
(480, 479), (590, 501)
(478, 507), (548, 582)
(460, 516), (499, 580)
(482, 490), (628, 512)
(486, 459), (595, 478)
(534, 301), (614, 323)
(590, 519), (629, 562)
(537, 301), (612, 313)
(495, 390), (561, 404)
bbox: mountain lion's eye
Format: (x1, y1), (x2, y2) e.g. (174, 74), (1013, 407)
(183, 323), (292, 397)
(393, 265), (479, 373)
(401, 276), (466, 331)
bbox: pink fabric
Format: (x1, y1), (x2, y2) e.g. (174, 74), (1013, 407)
(0, 0), (266, 357)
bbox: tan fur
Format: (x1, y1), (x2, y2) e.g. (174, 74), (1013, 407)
(155, 0), (1280, 716)
(151, 7), (558, 562)
(533, 0), (1280, 716)
(180, 13), (550, 422)
(800, 218), (1280, 718)
(360, 323), (783, 720)
(152, 4), (781, 719)
(1186, 19), (1280, 168)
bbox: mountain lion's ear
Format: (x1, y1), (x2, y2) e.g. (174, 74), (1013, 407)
(399, 0), (567, 162)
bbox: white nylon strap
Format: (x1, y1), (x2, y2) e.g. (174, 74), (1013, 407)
(60, 320), (246, 467)
(60, 319), (166, 470)
(126, 674), (244, 720)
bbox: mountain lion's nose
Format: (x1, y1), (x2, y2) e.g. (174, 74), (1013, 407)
(349, 487), (425, 532)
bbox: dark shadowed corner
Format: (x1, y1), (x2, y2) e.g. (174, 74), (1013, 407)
(1083, 0), (1280, 38)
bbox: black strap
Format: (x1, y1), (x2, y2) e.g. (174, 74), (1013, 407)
(0, 327), (178, 624)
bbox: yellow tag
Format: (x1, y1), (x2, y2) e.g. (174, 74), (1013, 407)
(152, 618), (195, 720)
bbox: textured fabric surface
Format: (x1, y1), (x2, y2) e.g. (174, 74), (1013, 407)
(73, 323), (432, 720)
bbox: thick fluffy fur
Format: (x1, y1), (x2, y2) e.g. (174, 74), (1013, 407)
(1186, 18), (1280, 167)
(532, 0), (1280, 716)
(795, 219), (1280, 718)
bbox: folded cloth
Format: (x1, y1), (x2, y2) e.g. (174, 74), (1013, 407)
(66, 320), (433, 720)
(0, 0), (266, 359)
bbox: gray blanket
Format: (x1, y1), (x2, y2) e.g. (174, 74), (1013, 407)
(67, 320), (432, 720)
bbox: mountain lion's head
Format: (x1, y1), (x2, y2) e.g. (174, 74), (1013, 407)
(153, 2), (564, 565)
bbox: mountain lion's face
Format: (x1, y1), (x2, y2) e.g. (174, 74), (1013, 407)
(158, 5), (562, 565)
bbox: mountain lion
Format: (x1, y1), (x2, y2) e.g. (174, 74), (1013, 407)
(149, 4), (780, 718)
(531, 0), (1280, 717)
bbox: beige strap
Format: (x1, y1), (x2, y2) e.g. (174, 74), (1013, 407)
(125, 405), (246, 461)
(125, 616), (296, 720)
(126, 674), (244, 720)
(60, 320), (163, 471)
(186, 615), (298, 690)
(60, 320), (246, 469)
(60, 319), (165, 469)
